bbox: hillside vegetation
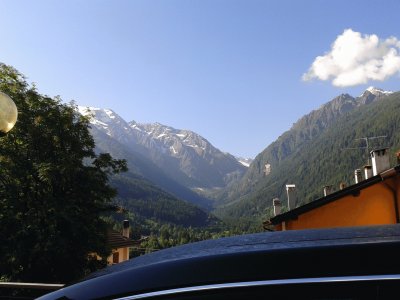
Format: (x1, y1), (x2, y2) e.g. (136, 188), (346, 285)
(216, 91), (400, 224)
(90, 124), (214, 211)
(0, 63), (127, 283)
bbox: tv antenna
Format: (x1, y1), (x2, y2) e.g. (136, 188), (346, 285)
(342, 135), (387, 164)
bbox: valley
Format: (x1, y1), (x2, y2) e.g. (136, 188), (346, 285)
(78, 87), (400, 233)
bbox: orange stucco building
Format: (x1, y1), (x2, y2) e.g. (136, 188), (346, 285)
(266, 148), (400, 231)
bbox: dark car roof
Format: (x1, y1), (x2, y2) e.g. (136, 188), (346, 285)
(39, 224), (400, 300)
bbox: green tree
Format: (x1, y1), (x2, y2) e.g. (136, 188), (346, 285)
(0, 63), (127, 283)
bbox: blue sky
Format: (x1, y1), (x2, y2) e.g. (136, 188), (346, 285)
(1, 0), (400, 158)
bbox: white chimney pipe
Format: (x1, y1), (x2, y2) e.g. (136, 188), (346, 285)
(286, 184), (296, 210)
(364, 165), (372, 179)
(354, 169), (362, 184)
(371, 148), (390, 176)
(122, 220), (130, 238)
(273, 198), (281, 216)
(323, 185), (333, 197)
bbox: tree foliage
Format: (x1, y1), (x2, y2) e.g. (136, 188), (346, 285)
(0, 63), (127, 283)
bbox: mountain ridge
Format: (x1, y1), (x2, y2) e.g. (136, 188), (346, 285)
(214, 87), (397, 223)
(79, 106), (247, 191)
(87, 121), (214, 211)
(78, 86), (396, 228)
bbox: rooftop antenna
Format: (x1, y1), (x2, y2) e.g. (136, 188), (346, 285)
(342, 135), (387, 164)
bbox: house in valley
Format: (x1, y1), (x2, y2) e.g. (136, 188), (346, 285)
(106, 220), (140, 264)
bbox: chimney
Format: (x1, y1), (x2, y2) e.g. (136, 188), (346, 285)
(323, 185), (333, 197)
(273, 198), (281, 216)
(122, 220), (130, 238)
(354, 169), (362, 184)
(364, 165), (372, 180)
(371, 148), (390, 176)
(286, 184), (296, 210)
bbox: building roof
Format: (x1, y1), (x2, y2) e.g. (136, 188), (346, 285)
(266, 165), (400, 226)
(107, 230), (140, 249)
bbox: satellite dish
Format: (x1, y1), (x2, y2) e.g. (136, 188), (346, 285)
(0, 91), (18, 134)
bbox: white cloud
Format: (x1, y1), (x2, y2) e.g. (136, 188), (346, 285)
(302, 29), (400, 87)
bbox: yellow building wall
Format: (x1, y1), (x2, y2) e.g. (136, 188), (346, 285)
(107, 247), (130, 265)
(281, 181), (398, 231)
(122, 247), (129, 261)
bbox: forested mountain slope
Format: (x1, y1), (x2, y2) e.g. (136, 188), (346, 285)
(88, 126), (217, 229)
(216, 90), (400, 224)
(217, 88), (391, 206)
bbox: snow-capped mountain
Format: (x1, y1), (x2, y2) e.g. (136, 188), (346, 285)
(78, 106), (246, 190)
(78, 106), (140, 146)
(131, 122), (247, 188)
(137, 123), (213, 157)
(362, 86), (393, 97)
(77, 107), (215, 218)
(357, 86), (393, 105)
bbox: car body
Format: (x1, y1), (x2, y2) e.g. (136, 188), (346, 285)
(38, 224), (400, 299)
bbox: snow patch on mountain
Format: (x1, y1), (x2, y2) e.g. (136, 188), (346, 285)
(360, 87), (393, 97)
(235, 157), (253, 167)
(170, 146), (178, 154)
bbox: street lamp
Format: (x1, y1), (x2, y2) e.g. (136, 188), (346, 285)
(0, 91), (18, 134)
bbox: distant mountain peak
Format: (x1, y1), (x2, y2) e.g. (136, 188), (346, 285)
(363, 86), (393, 96)
(77, 105), (97, 115)
(77, 106), (119, 120)
(356, 87), (393, 105)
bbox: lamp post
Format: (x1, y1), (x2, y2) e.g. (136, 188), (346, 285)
(0, 92), (18, 135)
